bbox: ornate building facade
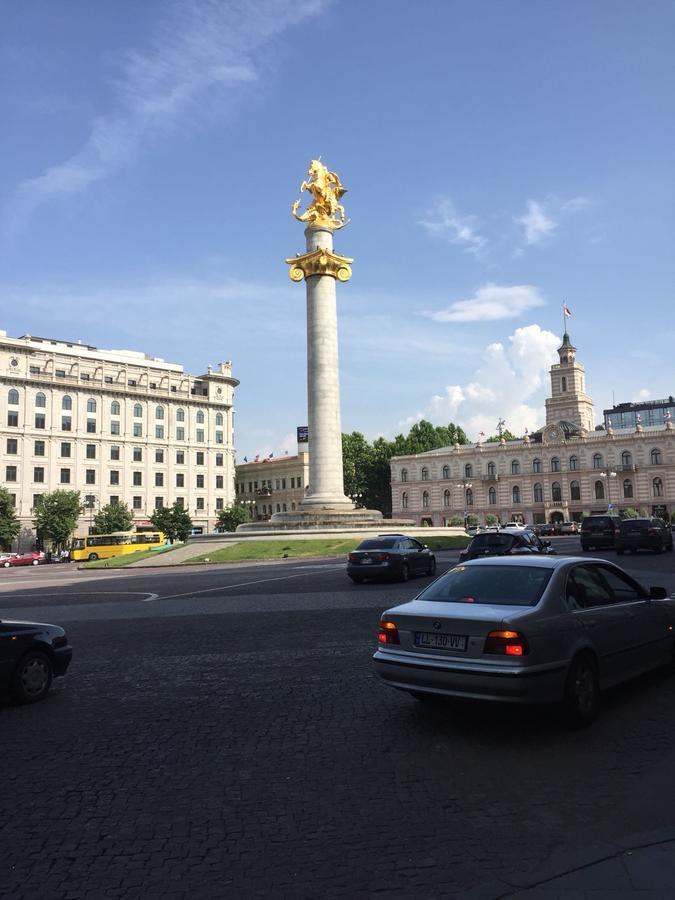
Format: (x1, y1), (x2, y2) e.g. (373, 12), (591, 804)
(391, 332), (674, 526)
(235, 449), (309, 521)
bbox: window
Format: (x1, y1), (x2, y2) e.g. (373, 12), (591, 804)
(5, 466), (17, 482)
(653, 477), (663, 498)
(155, 497), (164, 510)
(421, 466), (429, 481)
(62, 395), (72, 410)
(196, 474), (205, 488)
(623, 479), (633, 499)
(60, 468), (71, 484)
(570, 480), (581, 501)
(215, 454), (223, 467)
(401, 468), (408, 482)
(651, 448), (663, 465)
(133, 472), (142, 486)
(85, 470), (96, 485)
(155, 449), (164, 463)
(593, 453), (603, 469)
(215, 431), (223, 444)
(109, 496), (119, 506)
(176, 408), (185, 422)
(550, 457), (560, 472)
(596, 566), (645, 603)
(196, 429), (204, 442)
(488, 487), (497, 505)
(443, 489), (450, 507)
(33, 467), (45, 483)
(175, 497), (185, 509)
(561, 376), (567, 392)
(7, 412), (18, 427)
(621, 451), (633, 467)
(176, 427), (185, 441)
(566, 566), (614, 610)
(110, 471), (120, 486)
(176, 450), (185, 465)
(552, 481), (562, 502)
(466, 488), (473, 506)
(569, 456), (579, 471)
(134, 403), (142, 417)
(133, 447), (142, 462)
(61, 416), (71, 431)
(87, 398), (96, 413)
(32, 494), (44, 510)
(111, 421), (120, 435)
(176, 473), (185, 488)
(511, 460), (520, 475)
(216, 475), (224, 490)
(35, 392), (46, 408)
(422, 490), (429, 508)
(196, 410), (205, 424)
(594, 480), (605, 500)
(111, 401), (120, 415)
(216, 413), (224, 426)
(110, 446), (120, 461)
(533, 483), (544, 502)
(6, 438), (18, 454)
(80, 373), (90, 381)
(133, 496), (142, 510)
(86, 444), (96, 459)
(532, 458), (541, 473)
(32, 440), (45, 457)
(512, 485), (521, 504)
(464, 464), (473, 478)
(276, 504), (281, 514)
(8, 388), (19, 405)
(128, 379), (137, 387)
(216, 498), (224, 511)
(34, 412), (45, 429)
(155, 406), (164, 420)
(155, 425), (164, 439)
(196, 497), (205, 511)
(155, 473), (164, 487)
(133, 423), (142, 437)
(487, 462), (496, 476)
(55, 370), (65, 378)
(61, 442), (71, 457)
(196, 452), (205, 465)
(442, 465), (450, 479)
(87, 418), (96, 433)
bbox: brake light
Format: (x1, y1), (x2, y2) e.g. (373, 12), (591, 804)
(648, 528), (659, 535)
(484, 630), (529, 656)
(377, 553), (391, 561)
(378, 620), (400, 645)
(348, 553), (357, 562)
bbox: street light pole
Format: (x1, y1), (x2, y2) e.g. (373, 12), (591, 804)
(457, 480), (473, 529)
(600, 469), (617, 512)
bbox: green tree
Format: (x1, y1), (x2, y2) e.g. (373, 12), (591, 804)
(34, 490), (82, 548)
(485, 513), (498, 526)
(449, 515), (464, 527)
(150, 506), (178, 542)
(467, 514), (480, 527)
(485, 429), (519, 442)
(341, 432), (372, 507)
(216, 503), (250, 532)
(0, 487), (20, 549)
(93, 502), (134, 534)
(171, 503), (193, 542)
(623, 507), (639, 519)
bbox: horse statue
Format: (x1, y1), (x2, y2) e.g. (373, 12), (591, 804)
(291, 159), (348, 229)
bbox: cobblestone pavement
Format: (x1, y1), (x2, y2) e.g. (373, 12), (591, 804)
(2, 551), (675, 898)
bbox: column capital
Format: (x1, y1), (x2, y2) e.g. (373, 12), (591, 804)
(286, 248), (353, 283)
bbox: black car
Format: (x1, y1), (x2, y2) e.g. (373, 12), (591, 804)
(458, 529), (555, 562)
(580, 515), (622, 551)
(347, 535), (436, 583)
(0, 619), (72, 703)
(616, 518), (674, 555)
(538, 523), (558, 537)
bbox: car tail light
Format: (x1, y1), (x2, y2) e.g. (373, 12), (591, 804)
(348, 553), (357, 562)
(378, 620), (400, 645)
(484, 630), (529, 656)
(377, 553), (391, 561)
(648, 528), (659, 535)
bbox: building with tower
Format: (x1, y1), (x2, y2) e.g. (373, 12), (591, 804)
(390, 330), (674, 526)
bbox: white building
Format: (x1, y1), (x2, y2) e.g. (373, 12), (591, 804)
(235, 449), (309, 520)
(0, 330), (238, 547)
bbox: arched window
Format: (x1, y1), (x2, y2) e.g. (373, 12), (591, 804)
(621, 450), (633, 467)
(176, 408), (185, 422)
(651, 448), (663, 465)
(623, 480), (633, 499)
(62, 395), (72, 410)
(443, 489), (450, 507)
(569, 455), (579, 471)
(593, 453), (603, 469)
(401, 492), (408, 509)
(196, 410), (205, 424)
(511, 460), (520, 475)
(87, 398), (96, 413)
(594, 480), (605, 500)
(488, 487), (497, 505)
(561, 376), (567, 392)
(466, 488), (473, 506)
(570, 480), (581, 501)
(551, 457), (560, 472)
(421, 466), (429, 481)
(422, 491), (430, 509)
(487, 462), (496, 476)
(534, 483), (544, 502)
(442, 465), (450, 479)
(110, 401), (120, 416)
(532, 458), (541, 473)
(552, 481), (562, 502)
(464, 463), (473, 478)
(8, 389), (19, 405)
(512, 485), (521, 504)
(216, 413), (224, 426)
(653, 477), (663, 497)
(133, 403), (142, 417)
(400, 468), (408, 483)
(155, 406), (164, 420)
(35, 392), (46, 408)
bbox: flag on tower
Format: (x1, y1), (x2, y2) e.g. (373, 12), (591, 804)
(479, 431), (485, 438)
(269, 452), (274, 458)
(563, 303), (572, 318)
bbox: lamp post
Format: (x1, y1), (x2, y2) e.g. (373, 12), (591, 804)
(600, 469), (617, 512)
(84, 495), (98, 534)
(457, 480), (473, 529)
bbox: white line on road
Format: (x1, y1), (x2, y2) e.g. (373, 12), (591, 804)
(0, 591), (159, 602)
(155, 569), (333, 602)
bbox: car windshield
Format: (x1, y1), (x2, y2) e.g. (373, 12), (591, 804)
(471, 534), (514, 549)
(357, 538), (397, 550)
(621, 520), (650, 532)
(418, 564), (553, 606)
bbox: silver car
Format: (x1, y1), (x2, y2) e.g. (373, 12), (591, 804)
(373, 557), (673, 725)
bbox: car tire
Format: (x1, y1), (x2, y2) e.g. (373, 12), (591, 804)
(564, 654), (600, 727)
(31, 559), (39, 566)
(88, 553), (99, 561)
(400, 563), (409, 583)
(3, 561), (10, 568)
(11, 651), (53, 704)
(427, 558), (437, 576)
(348, 574), (363, 584)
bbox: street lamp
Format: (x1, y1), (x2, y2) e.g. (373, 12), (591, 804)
(599, 469), (617, 512)
(457, 480), (473, 529)
(84, 495), (98, 533)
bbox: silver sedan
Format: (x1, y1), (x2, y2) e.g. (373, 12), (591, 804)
(373, 556), (674, 725)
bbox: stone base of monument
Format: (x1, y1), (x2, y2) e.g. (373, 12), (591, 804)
(236, 507), (415, 533)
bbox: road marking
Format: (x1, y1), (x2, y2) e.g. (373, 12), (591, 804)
(0, 590), (158, 603)
(156, 569), (334, 602)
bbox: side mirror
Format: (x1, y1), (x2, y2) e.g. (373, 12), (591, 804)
(423, 545), (428, 550)
(649, 586), (668, 600)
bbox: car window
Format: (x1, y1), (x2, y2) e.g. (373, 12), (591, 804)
(472, 534), (514, 549)
(566, 566), (615, 610)
(410, 539), (425, 551)
(419, 565), (553, 606)
(357, 538), (397, 550)
(596, 566), (646, 602)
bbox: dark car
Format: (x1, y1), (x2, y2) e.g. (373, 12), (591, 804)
(0, 619), (72, 703)
(347, 535), (436, 583)
(616, 518), (674, 555)
(458, 530), (555, 562)
(538, 523), (558, 537)
(580, 515), (621, 551)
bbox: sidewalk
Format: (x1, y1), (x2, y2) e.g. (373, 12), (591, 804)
(467, 828), (675, 898)
(127, 540), (236, 567)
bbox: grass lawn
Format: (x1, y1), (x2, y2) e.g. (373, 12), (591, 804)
(81, 544), (183, 568)
(186, 539), (361, 564)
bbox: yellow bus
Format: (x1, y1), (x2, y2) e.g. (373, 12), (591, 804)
(70, 531), (165, 562)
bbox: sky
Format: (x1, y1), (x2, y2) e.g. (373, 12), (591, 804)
(2, 0), (674, 460)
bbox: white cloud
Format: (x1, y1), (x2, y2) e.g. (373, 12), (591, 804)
(3, 0), (327, 236)
(632, 388), (652, 402)
(402, 324), (560, 440)
(515, 200), (557, 245)
(422, 283), (546, 323)
(418, 198), (486, 254)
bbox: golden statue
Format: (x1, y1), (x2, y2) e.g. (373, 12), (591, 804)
(291, 159), (348, 230)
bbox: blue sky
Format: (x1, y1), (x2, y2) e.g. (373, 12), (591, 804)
(2, 0), (674, 458)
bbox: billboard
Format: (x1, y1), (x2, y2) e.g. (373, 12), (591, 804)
(297, 426), (309, 443)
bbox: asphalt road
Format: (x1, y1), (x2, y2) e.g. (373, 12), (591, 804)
(1, 538), (675, 899)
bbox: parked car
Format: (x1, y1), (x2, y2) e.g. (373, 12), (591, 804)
(373, 556), (672, 725)
(0, 619), (72, 703)
(580, 515), (622, 551)
(501, 522), (527, 531)
(616, 518), (674, 555)
(559, 522), (580, 535)
(458, 530), (554, 563)
(538, 523), (558, 537)
(2, 551), (46, 568)
(347, 535), (436, 583)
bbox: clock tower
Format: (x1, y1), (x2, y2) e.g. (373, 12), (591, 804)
(545, 331), (595, 431)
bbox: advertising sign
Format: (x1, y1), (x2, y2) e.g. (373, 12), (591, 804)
(297, 426), (309, 443)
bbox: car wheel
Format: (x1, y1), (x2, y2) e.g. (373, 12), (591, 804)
(31, 559), (39, 566)
(348, 574), (363, 584)
(3, 561), (10, 568)
(564, 654), (599, 727)
(400, 563), (409, 583)
(11, 651), (53, 704)
(427, 557), (437, 576)
(88, 553), (99, 561)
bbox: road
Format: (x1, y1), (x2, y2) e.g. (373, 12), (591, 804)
(1, 538), (675, 898)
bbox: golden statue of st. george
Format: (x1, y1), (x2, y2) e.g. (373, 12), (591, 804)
(291, 159), (348, 230)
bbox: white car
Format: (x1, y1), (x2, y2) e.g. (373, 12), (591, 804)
(501, 522), (527, 531)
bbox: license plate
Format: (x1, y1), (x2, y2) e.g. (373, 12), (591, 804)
(361, 558), (373, 565)
(415, 632), (467, 651)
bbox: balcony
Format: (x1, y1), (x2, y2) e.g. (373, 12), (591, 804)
(481, 474), (499, 482)
(621, 464), (637, 472)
